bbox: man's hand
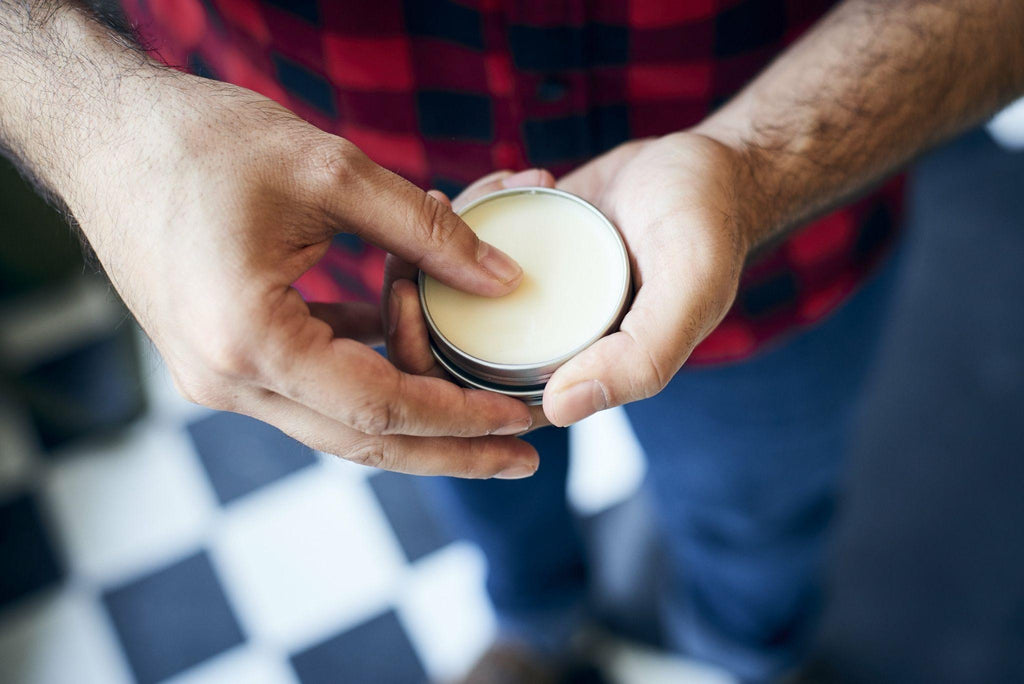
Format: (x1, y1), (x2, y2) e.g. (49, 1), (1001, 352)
(543, 134), (750, 426)
(93, 82), (540, 477)
(0, 5), (539, 478)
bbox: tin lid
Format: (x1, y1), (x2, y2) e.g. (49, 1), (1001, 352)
(419, 187), (631, 388)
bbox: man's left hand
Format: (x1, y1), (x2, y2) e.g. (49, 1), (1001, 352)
(545, 132), (753, 425)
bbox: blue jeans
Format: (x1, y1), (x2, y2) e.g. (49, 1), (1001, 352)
(426, 252), (901, 681)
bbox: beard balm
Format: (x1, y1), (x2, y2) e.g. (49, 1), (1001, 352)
(419, 187), (631, 404)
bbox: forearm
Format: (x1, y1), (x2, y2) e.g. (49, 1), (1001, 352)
(0, 1), (173, 209)
(696, 0), (1024, 247)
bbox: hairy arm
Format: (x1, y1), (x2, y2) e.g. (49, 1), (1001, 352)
(0, 2), (170, 211)
(695, 0), (1024, 248)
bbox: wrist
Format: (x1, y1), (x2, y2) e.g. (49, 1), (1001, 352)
(687, 122), (784, 255)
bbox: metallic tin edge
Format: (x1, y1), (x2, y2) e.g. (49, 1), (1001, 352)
(430, 342), (545, 405)
(418, 186), (632, 378)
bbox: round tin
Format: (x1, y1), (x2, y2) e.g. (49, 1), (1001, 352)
(418, 187), (631, 405)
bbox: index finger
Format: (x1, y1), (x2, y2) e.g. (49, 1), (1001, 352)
(380, 169), (558, 352)
(319, 147), (522, 297)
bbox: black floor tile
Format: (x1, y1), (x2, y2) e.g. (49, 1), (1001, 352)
(187, 411), (316, 505)
(291, 610), (426, 684)
(369, 472), (454, 563)
(102, 550), (245, 684)
(0, 491), (63, 608)
(19, 330), (145, 452)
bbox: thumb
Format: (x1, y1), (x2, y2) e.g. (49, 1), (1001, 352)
(320, 147), (522, 297)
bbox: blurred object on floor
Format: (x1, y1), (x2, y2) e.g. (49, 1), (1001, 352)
(580, 490), (665, 650)
(595, 634), (736, 684)
(455, 628), (739, 684)
(805, 129), (1024, 682)
(457, 641), (602, 684)
(988, 97), (1024, 150)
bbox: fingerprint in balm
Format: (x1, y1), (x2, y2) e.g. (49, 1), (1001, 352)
(422, 189), (630, 372)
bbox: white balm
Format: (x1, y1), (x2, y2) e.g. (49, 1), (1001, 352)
(420, 187), (630, 403)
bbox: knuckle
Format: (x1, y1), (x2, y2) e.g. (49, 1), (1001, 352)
(622, 334), (668, 400)
(204, 331), (258, 380)
(345, 441), (391, 471)
(637, 358), (668, 399)
(172, 370), (235, 411)
(347, 366), (405, 435)
(304, 138), (364, 189)
(457, 440), (490, 478)
(348, 397), (395, 436)
(415, 193), (459, 251)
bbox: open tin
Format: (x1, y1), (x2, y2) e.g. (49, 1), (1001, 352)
(418, 187), (631, 405)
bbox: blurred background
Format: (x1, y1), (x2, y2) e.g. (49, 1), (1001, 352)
(0, 103), (1022, 683)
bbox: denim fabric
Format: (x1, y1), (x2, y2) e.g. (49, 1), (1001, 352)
(427, 250), (902, 680)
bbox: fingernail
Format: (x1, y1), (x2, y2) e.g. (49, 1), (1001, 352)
(553, 380), (608, 426)
(501, 169), (541, 187)
(492, 417), (532, 436)
(388, 282), (401, 337)
(477, 241), (523, 285)
(494, 461), (538, 480)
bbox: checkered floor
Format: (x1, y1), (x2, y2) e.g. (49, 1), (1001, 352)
(0, 332), (731, 684)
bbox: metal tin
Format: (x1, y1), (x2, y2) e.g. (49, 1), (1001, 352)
(418, 187), (631, 405)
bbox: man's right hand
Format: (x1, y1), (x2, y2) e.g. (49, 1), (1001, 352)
(74, 77), (538, 477)
(0, 0), (538, 478)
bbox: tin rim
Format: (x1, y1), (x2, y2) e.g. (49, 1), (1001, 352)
(429, 341), (545, 405)
(418, 186), (631, 382)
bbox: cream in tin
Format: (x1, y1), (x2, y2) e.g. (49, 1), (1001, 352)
(419, 187), (631, 404)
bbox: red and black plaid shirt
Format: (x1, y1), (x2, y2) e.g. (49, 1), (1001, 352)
(124, 0), (903, 364)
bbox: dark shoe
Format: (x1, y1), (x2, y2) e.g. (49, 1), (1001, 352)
(457, 642), (608, 684)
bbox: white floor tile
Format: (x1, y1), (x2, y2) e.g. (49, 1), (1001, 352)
(397, 543), (496, 681)
(43, 423), (217, 584)
(568, 406), (647, 516)
(167, 645), (298, 684)
(210, 466), (405, 652)
(0, 588), (132, 684)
